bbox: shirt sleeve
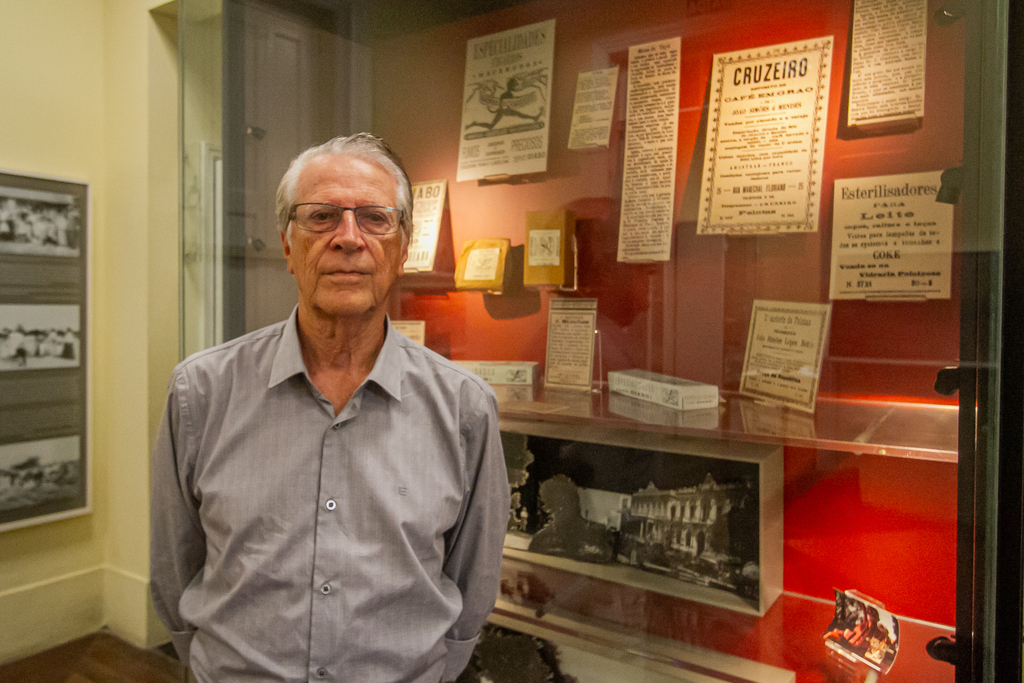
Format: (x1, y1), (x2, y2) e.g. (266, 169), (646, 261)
(149, 366), (206, 664)
(441, 384), (510, 682)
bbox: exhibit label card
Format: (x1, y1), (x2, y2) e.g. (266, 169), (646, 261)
(567, 66), (619, 149)
(391, 320), (426, 345)
(406, 180), (447, 272)
(698, 37), (834, 235)
(457, 19), (556, 182)
(545, 298), (598, 390)
(739, 300), (832, 413)
(848, 0), (926, 130)
(830, 171), (952, 300)
(617, 38), (681, 263)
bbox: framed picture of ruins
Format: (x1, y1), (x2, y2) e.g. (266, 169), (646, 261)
(501, 423), (783, 615)
(0, 170), (89, 532)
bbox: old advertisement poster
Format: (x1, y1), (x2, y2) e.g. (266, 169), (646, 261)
(698, 37), (834, 235)
(457, 19), (556, 182)
(617, 38), (681, 262)
(739, 300), (832, 413)
(567, 66), (619, 149)
(830, 171), (952, 300)
(545, 298), (597, 390)
(406, 180), (447, 272)
(848, 0), (926, 131)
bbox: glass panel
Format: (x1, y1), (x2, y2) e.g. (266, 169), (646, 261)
(180, 0), (224, 357)
(219, 0), (374, 338)
(179, 0), (1015, 679)
(375, 6), (967, 678)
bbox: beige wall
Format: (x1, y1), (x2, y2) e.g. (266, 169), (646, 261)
(0, 0), (178, 662)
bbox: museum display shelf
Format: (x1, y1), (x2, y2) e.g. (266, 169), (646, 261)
(489, 600), (797, 683)
(493, 555), (954, 683)
(498, 387), (959, 462)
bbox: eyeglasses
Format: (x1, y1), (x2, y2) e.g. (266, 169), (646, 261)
(290, 203), (403, 235)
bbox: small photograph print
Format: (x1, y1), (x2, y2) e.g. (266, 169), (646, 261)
(0, 304), (81, 371)
(0, 185), (83, 257)
(0, 436), (83, 522)
(823, 589), (900, 673)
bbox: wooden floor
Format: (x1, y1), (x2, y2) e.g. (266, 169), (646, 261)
(0, 632), (183, 683)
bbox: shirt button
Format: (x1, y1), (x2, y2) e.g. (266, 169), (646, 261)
(325, 499), (336, 511)
(316, 668), (327, 678)
(321, 584), (331, 594)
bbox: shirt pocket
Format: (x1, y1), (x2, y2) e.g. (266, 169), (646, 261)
(338, 434), (463, 565)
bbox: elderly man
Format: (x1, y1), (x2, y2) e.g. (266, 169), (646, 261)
(151, 133), (510, 683)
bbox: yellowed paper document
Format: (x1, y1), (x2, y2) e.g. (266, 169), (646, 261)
(457, 20), (556, 181)
(698, 37), (833, 235)
(739, 300), (832, 412)
(568, 66), (619, 149)
(848, 0), (926, 129)
(406, 180), (447, 272)
(617, 38), (681, 262)
(830, 171), (952, 300)
(545, 298), (598, 390)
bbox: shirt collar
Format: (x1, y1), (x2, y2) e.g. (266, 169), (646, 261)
(268, 307), (403, 402)
(268, 307), (307, 388)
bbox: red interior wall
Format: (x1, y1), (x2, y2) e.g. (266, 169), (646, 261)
(373, 0), (962, 627)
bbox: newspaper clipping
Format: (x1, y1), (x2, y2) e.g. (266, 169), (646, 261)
(617, 38), (681, 262)
(567, 66), (619, 149)
(848, 0), (926, 130)
(698, 37), (833, 235)
(457, 19), (556, 182)
(830, 171), (952, 300)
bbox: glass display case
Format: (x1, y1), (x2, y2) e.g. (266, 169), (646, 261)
(179, 0), (1023, 680)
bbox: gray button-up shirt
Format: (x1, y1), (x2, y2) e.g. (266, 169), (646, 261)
(150, 310), (509, 683)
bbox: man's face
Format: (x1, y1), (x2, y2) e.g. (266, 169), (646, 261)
(282, 154), (408, 323)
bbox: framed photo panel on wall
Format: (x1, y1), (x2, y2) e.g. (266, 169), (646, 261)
(0, 170), (90, 532)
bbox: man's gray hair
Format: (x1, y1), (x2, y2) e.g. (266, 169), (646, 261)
(276, 133), (413, 243)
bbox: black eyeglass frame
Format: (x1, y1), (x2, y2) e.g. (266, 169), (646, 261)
(289, 203), (405, 235)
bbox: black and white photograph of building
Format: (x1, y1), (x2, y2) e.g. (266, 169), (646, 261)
(0, 185), (82, 257)
(513, 435), (762, 605)
(613, 474), (760, 599)
(0, 304), (81, 371)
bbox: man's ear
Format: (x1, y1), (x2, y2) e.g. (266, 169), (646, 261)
(397, 235), (409, 277)
(280, 231), (295, 274)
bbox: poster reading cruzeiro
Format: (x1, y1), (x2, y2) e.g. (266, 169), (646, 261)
(457, 19), (556, 182)
(698, 37), (833, 235)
